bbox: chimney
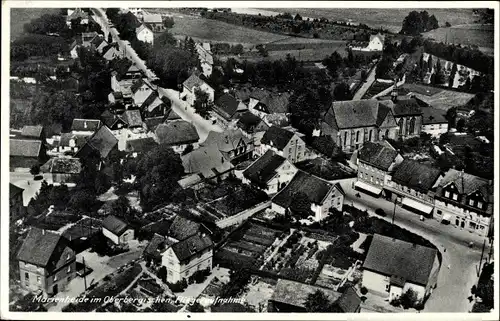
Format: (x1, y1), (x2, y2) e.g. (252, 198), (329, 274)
(42, 229), (46, 235)
(391, 81), (398, 102)
(84, 121), (88, 129)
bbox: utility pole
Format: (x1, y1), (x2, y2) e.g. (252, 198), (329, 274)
(477, 239), (486, 277)
(392, 198), (397, 225)
(82, 257), (88, 291)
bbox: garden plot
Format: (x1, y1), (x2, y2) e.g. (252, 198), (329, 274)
(241, 277), (276, 312)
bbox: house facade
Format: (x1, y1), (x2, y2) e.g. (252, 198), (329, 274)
(241, 150), (298, 195)
(102, 215), (135, 245)
(161, 234), (213, 284)
(421, 107), (449, 138)
(10, 139), (47, 172)
(155, 121), (200, 154)
(258, 126), (308, 163)
(136, 24), (154, 44)
(10, 183), (25, 222)
(321, 100), (399, 153)
(181, 74), (214, 106)
(382, 95), (423, 139)
(17, 228), (76, 296)
(362, 234), (440, 302)
(201, 129), (253, 164)
(212, 94), (248, 127)
(433, 169), (493, 236)
(131, 78), (156, 107)
(40, 157), (82, 185)
(385, 160), (443, 217)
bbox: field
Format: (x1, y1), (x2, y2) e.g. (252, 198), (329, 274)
(422, 24), (494, 52)
(10, 8), (61, 40)
(158, 11), (288, 45)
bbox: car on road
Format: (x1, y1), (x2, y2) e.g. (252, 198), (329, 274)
(375, 208), (386, 217)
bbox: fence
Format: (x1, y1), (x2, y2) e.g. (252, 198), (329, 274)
(216, 201), (271, 229)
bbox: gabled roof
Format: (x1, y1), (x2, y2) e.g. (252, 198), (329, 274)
(10, 139), (42, 157)
(335, 287), (362, 313)
(439, 169), (492, 200)
(10, 183), (24, 198)
(40, 157), (82, 174)
(131, 78), (154, 94)
(71, 119), (102, 132)
(171, 233), (213, 262)
(155, 121), (199, 146)
(144, 233), (166, 257)
(324, 100), (394, 130)
(136, 24), (151, 35)
(214, 94), (241, 119)
(384, 97), (423, 116)
(201, 129), (251, 153)
(67, 8), (89, 21)
(166, 108), (181, 121)
(21, 125), (43, 138)
(144, 116), (166, 131)
(392, 159), (441, 193)
(261, 126), (295, 150)
(102, 215), (129, 236)
(126, 137), (158, 153)
(363, 234), (437, 286)
(272, 170), (336, 209)
(237, 111), (267, 133)
(100, 110), (127, 129)
(421, 107), (448, 125)
(270, 279), (342, 310)
(143, 13), (162, 24)
(260, 92), (291, 114)
(76, 125), (118, 159)
(91, 35), (105, 47)
(181, 146), (234, 179)
(183, 73), (211, 91)
(168, 215), (201, 241)
(140, 91), (162, 110)
(17, 227), (69, 268)
(243, 150), (288, 186)
(369, 33), (385, 43)
(123, 110), (143, 127)
(358, 142), (399, 171)
(60, 133), (88, 148)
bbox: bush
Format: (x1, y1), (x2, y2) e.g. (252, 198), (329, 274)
(30, 165), (40, 175)
(167, 279), (188, 293)
(360, 286), (368, 295)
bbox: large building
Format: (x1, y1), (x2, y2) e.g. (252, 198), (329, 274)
(434, 169), (493, 236)
(420, 107), (449, 138)
(201, 129), (254, 164)
(258, 126), (308, 163)
(321, 100), (399, 153)
(17, 228), (77, 296)
(382, 95), (423, 139)
(362, 234), (440, 302)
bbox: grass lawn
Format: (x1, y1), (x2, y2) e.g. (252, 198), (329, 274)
(422, 24), (493, 50)
(162, 13), (288, 45)
(10, 8), (61, 40)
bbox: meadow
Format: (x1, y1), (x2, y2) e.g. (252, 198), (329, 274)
(422, 24), (494, 52)
(10, 8), (60, 40)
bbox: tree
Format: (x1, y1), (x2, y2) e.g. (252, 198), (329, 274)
(400, 10), (439, 35)
(163, 16), (175, 29)
(24, 13), (67, 35)
(400, 288), (419, 309)
(157, 266), (167, 283)
(304, 290), (332, 312)
(193, 88), (213, 118)
(30, 164), (40, 175)
(111, 195), (131, 218)
(294, 13), (303, 21)
(68, 189), (97, 213)
(445, 21), (451, 27)
(333, 82), (352, 101)
(376, 56), (392, 79)
(289, 192), (313, 219)
(456, 118), (466, 132)
(147, 48), (196, 89)
(187, 301), (205, 312)
(154, 32), (177, 48)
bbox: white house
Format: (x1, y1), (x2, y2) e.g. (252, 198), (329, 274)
(136, 24), (154, 45)
(241, 150), (298, 195)
(362, 234), (440, 302)
(161, 233), (213, 284)
(258, 126), (308, 163)
(181, 73), (214, 107)
(421, 107), (449, 138)
(351, 33), (385, 52)
(102, 215), (135, 245)
(71, 119), (102, 136)
(131, 78), (156, 107)
(271, 170), (345, 221)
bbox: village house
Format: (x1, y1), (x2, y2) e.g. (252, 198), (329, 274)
(385, 159), (443, 217)
(17, 228), (77, 296)
(241, 150), (298, 195)
(268, 279), (361, 312)
(321, 100), (399, 153)
(66, 8), (89, 27)
(125, 137), (158, 158)
(178, 146), (234, 190)
(90, 35), (108, 54)
(142, 13), (164, 32)
(102, 215), (135, 245)
(108, 91), (125, 106)
(71, 119), (102, 136)
(81, 32), (99, 48)
(258, 126), (307, 163)
(110, 61), (143, 101)
(131, 78), (157, 107)
(40, 157), (82, 185)
(420, 107), (449, 138)
(20, 125), (46, 141)
(102, 43), (123, 61)
(236, 111), (269, 137)
(212, 93), (248, 127)
(247, 89), (291, 121)
(201, 129), (254, 164)
(181, 73), (214, 107)
(353, 141), (403, 197)
(196, 43), (214, 77)
(155, 120), (200, 154)
(123, 110), (144, 129)
(10, 183), (25, 222)
(362, 234), (440, 303)
(271, 170), (345, 221)
(100, 110), (128, 130)
(434, 169), (493, 236)
(136, 24), (154, 44)
(75, 125), (119, 166)
(140, 92), (170, 118)
(58, 133), (88, 154)
(10, 139), (48, 172)
(350, 33), (385, 52)
(70, 39), (82, 59)
(161, 233), (213, 284)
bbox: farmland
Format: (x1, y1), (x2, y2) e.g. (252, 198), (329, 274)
(422, 24), (494, 54)
(10, 8), (61, 40)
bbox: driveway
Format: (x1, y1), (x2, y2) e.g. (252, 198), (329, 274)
(352, 65), (377, 100)
(341, 179), (490, 312)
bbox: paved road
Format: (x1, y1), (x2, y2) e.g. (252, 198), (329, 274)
(338, 178), (491, 312)
(352, 65), (377, 100)
(92, 8), (223, 142)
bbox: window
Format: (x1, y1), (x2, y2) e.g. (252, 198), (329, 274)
(168, 259), (174, 266)
(477, 201), (483, 209)
(37, 276), (41, 284)
(370, 176), (373, 182)
(409, 117), (416, 134)
(67, 266), (72, 273)
(54, 275), (58, 282)
(437, 210), (442, 214)
(469, 222), (476, 229)
(469, 199), (474, 206)
(167, 269), (173, 276)
(25, 272), (29, 280)
(445, 191), (450, 198)
(66, 253), (71, 261)
(452, 194), (458, 201)
(360, 173), (363, 178)
(288, 148), (292, 154)
(356, 131), (360, 142)
(344, 132), (348, 146)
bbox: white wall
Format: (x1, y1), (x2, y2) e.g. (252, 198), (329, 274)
(103, 227), (120, 245)
(162, 247), (213, 284)
(421, 123), (449, 138)
(362, 269), (389, 296)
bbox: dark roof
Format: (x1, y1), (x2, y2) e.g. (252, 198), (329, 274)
(155, 121), (199, 146)
(421, 107), (448, 125)
(100, 110), (127, 128)
(390, 98), (423, 116)
(71, 119), (102, 132)
(272, 170), (335, 209)
(214, 94), (240, 119)
(237, 111), (267, 133)
(131, 78), (153, 94)
(91, 36), (105, 47)
(181, 146), (234, 178)
(21, 125), (43, 138)
(171, 233), (213, 262)
(201, 129), (251, 153)
(323, 100), (395, 130)
(126, 137), (158, 153)
(392, 159), (441, 193)
(168, 215), (201, 241)
(68, 8), (89, 20)
(144, 116), (166, 131)
(16, 228), (69, 268)
(358, 142), (399, 171)
(77, 125), (118, 159)
(10, 139), (42, 157)
(60, 133), (88, 148)
(335, 287), (362, 313)
(183, 74), (209, 91)
(270, 279), (341, 309)
(102, 215), (129, 236)
(140, 91), (161, 110)
(123, 110), (143, 127)
(261, 126), (295, 150)
(363, 234), (437, 286)
(10, 183), (24, 198)
(243, 150), (287, 185)
(260, 92), (291, 114)
(166, 108), (181, 121)
(144, 233), (166, 257)
(40, 157), (82, 174)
